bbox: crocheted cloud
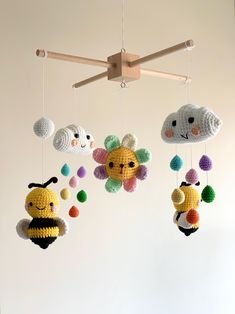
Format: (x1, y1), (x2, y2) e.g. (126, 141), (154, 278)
(53, 124), (95, 155)
(161, 104), (222, 144)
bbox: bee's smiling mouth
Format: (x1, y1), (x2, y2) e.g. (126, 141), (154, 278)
(36, 206), (46, 210)
(180, 133), (188, 140)
(81, 144), (86, 148)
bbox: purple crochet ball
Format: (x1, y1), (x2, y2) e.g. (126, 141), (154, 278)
(199, 155), (213, 171)
(77, 166), (87, 178)
(185, 168), (199, 184)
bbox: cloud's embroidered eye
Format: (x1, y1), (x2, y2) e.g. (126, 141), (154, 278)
(86, 135), (90, 140)
(109, 162), (114, 168)
(74, 133), (79, 138)
(29, 202), (33, 206)
(172, 120), (177, 127)
(188, 117), (194, 124)
(50, 202), (54, 206)
(129, 161), (135, 168)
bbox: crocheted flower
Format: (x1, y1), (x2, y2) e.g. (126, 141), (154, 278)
(93, 134), (151, 193)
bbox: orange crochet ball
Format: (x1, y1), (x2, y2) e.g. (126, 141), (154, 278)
(186, 209), (199, 224)
(69, 206), (79, 218)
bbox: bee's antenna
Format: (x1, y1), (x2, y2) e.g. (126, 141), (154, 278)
(180, 181), (191, 187)
(28, 177), (58, 189)
(43, 177), (58, 188)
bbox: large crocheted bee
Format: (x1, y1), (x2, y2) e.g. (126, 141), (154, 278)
(172, 182), (201, 236)
(93, 134), (151, 193)
(16, 177), (68, 249)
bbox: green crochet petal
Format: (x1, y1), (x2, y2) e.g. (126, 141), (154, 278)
(135, 149), (152, 164)
(104, 135), (120, 151)
(105, 178), (122, 193)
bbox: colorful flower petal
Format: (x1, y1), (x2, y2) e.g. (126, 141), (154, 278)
(136, 165), (149, 180)
(105, 178), (122, 193)
(123, 177), (137, 192)
(104, 135), (120, 151)
(135, 149), (152, 164)
(121, 133), (138, 151)
(93, 148), (108, 164)
(94, 165), (108, 180)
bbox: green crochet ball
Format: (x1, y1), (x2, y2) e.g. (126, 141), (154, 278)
(201, 185), (215, 203)
(77, 190), (87, 203)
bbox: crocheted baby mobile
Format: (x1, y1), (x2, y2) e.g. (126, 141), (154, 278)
(53, 124), (95, 155)
(16, 177), (68, 249)
(93, 134), (152, 193)
(172, 182), (201, 236)
(161, 104), (222, 236)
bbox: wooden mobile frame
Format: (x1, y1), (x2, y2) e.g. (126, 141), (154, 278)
(36, 39), (194, 88)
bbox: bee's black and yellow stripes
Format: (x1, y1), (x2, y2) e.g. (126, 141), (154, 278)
(28, 218), (59, 249)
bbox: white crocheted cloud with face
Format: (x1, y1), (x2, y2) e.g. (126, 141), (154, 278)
(53, 124), (95, 154)
(161, 104), (222, 144)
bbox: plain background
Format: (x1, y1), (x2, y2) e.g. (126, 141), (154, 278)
(0, 0), (235, 313)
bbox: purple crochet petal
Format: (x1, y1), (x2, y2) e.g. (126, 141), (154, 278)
(136, 165), (149, 180)
(94, 165), (108, 180)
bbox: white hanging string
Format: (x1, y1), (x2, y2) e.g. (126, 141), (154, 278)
(185, 48), (192, 104)
(41, 60), (46, 184)
(190, 144), (193, 168)
(121, 0), (125, 51)
(175, 144), (179, 186)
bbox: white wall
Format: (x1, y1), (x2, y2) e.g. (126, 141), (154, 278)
(0, 1), (235, 313)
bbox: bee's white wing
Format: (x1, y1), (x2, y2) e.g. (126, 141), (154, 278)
(16, 219), (31, 239)
(56, 217), (69, 236)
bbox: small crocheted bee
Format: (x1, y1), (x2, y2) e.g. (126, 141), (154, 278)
(93, 134), (151, 193)
(172, 182), (201, 236)
(16, 177), (68, 249)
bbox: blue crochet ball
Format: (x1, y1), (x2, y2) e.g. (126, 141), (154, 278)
(170, 155), (183, 171)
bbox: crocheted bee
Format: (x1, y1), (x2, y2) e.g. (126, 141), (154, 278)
(16, 177), (68, 249)
(93, 134), (152, 193)
(172, 182), (201, 236)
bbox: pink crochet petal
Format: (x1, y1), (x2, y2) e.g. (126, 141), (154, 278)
(93, 148), (108, 164)
(123, 177), (137, 192)
(94, 165), (108, 180)
(136, 165), (149, 180)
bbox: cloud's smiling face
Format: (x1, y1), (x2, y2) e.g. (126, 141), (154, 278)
(53, 124), (95, 155)
(161, 104), (222, 144)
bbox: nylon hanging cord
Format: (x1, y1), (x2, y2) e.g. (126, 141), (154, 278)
(121, 0), (125, 51)
(186, 48), (192, 103)
(41, 60), (46, 184)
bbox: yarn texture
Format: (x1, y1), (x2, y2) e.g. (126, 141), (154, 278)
(53, 124), (95, 155)
(16, 178), (68, 249)
(93, 133), (151, 193)
(33, 117), (55, 139)
(161, 104), (222, 144)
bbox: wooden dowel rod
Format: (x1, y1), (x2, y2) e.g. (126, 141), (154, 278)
(72, 71), (108, 88)
(141, 68), (191, 82)
(36, 49), (112, 69)
(129, 39), (194, 67)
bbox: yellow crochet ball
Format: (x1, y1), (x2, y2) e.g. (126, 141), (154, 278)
(60, 188), (71, 200)
(171, 188), (185, 204)
(173, 185), (200, 212)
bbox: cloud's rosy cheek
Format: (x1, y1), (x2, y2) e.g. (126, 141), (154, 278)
(191, 126), (201, 136)
(165, 129), (174, 138)
(71, 139), (78, 147)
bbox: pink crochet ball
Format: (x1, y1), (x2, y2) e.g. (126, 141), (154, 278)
(199, 155), (213, 171)
(185, 168), (199, 184)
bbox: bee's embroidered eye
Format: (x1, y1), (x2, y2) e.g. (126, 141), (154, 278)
(129, 161), (135, 168)
(188, 117), (194, 124)
(74, 133), (79, 138)
(50, 202), (54, 206)
(86, 135), (90, 140)
(109, 162), (114, 168)
(172, 120), (177, 127)
(29, 202), (33, 206)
